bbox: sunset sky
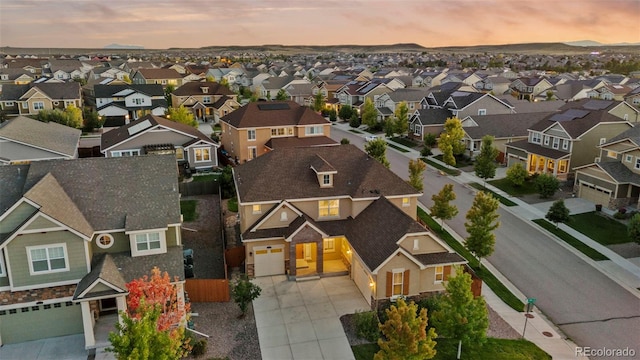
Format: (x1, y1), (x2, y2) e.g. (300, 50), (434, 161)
(1, 0), (639, 49)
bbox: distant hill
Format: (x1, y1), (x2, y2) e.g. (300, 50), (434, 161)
(565, 40), (640, 47)
(104, 43), (144, 50)
(194, 43), (428, 54)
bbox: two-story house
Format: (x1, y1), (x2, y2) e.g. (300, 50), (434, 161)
(0, 155), (185, 351)
(0, 116), (81, 164)
(510, 77), (554, 101)
(373, 88), (430, 122)
(505, 99), (637, 181)
(334, 79), (400, 113)
(131, 68), (183, 89)
(219, 101), (336, 164)
(93, 84), (167, 124)
(171, 81), (239, 122)
(0, 82), (82, 117)
(101, 114), (219, 171)
(233, 145), (466, 306)
(574, 126), (640, 209)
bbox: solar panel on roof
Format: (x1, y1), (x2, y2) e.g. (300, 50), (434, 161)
(583, 100), (612, 110)
(549, 114), (573, 122)
(563, 109), (590, 119)
(257, 103), (290, 111)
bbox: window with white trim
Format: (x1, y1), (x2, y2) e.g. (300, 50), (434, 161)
(133, 98), (144, 105)
(543, 135), (549, 145)
(606, 151), (617, 159)
(194, 148), (210, 162)
(22, 102), (28, 109)
(280, 211), (288, 222)
(625, 154), (633, 163)
(203, 96), (211, 104)
(252, 204), (261, 214)
(27, 244), (68, 275)
(435, 266), (444, 283)
(477, 109), (486, 116)
(318, 199), (339, 218)
(599, 138), (606, 145)
(323, 238), (335, 252)
(635, 157), (640, 170)
(0, 251), (5, 277)
(5, 101), (14, 107)
(96, 234), (114, 249)
(552, 137), (560, 149)
(402, 197), (410, 207)
(175, 147), (184, 160)
(111, 150), (140, 157)
(247, 129), (256, 141)
(305, 126), (324, 135)
(562, 139), (569, 150)
(248, 146), (257, 160)
(531, 132), (541, 144)
(322, 174), (331, 186)
(135, 232), (161, 252)
(271, 127), (294, 137)
(33, 102), (44, 110)
(392, 270), (404, 297)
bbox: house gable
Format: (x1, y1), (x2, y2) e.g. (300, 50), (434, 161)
(397, 233), (450, 255)
(250, 201), (303, 232)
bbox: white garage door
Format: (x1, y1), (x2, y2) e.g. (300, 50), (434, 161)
(254, 245), (285, 277)
(353, 259), (372, 305)
(579, 182), (611, 206)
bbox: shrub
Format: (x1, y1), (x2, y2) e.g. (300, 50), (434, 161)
(506, 163), (527, 187)
(420, 147), (433, 156)
(340, 138), (350, 145)
(349, 113), (361, 128)
(535, 173), (560, 198)
(328, 109), (337, 122)
(354, 310), (380, 342)
(614, 211), (628, 220)
(191, 339), (207, 357)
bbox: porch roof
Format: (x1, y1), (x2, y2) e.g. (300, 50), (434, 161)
(507, 139), (570, 160)
(412, 252), (466, 266)
(598, 161), (640, 186)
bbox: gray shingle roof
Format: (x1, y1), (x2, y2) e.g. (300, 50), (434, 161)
(463, 112), (553, 140)
(264, 136), (338, 150)
(412, 252), (466, 266)
(507, 139), (570, 159)
(597, 162), (640, 185)
(111, 246), (185, 282)
(605, 125), (640, 146)
(172, 81), (234, 96)
(413, 108), (451, 126)
(25, 82), (81, 100)
(529, 106), (628, 139)
(234, 145), (419, 203)
(0, 165), (29, 213)
(0, 116), (81, 157)
(73, 253), (128, 300)
(21, 155), (181, 232)
(101, 114), (213, 151)
(94, 84), (164, 98)
(387, 88), (430, 102)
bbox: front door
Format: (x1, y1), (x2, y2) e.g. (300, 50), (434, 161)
(100, 298), (117, 313)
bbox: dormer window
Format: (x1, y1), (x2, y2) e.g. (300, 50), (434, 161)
(201, 86), (209, 93)
(323, 174), (331, 186)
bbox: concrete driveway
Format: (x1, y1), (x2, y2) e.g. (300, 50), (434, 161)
(0, 334), (88, 360)
(252, 275), (369, 360)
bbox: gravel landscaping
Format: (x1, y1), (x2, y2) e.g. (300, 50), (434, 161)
(181, 195), (225, 279)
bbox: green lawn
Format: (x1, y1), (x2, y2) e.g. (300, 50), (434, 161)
(566, 212), (631, 245)
(532, 219), (609, 261)
(488, 178), (538, 197)
(349, 129), (364, 134)
(417, 208), (524, 312)
(469, 183), (518, 207)
(227, 197), (238, 213)
(180, 200), (198, 222)
(434, 154), (474, 168)
(192, 174), (220, 182)
(422, 158), (461, 176)
(386, 142), (409, 153)
(390, 136), (418, 148)
(353, 338), (550, 360)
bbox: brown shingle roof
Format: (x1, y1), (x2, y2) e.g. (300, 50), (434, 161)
(220, 101), (329, 129)
(136, 68), (182, 79)
(265, 136), (338, 149)
(234, 145), (419, 203)
(172, 81), (234, 96)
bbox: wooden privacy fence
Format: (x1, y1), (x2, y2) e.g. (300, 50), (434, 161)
(179, 180), (219, 196)
(185, 279), (230, 302)
(225, 246), (245, 268)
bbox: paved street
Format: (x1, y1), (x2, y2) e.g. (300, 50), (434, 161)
(331, 125), (640, 358)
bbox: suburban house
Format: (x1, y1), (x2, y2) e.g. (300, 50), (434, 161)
(373, 88), (430, 122)
(93, 84), (167, 125)
(255, 76), (310, 101)
(334, 79), (400, 112)
(233, 145), (466, 305)
(505, 99), (636, 181)
(409, 89), (514, 140)
(0, 116), (81, 164)
(509, 77), (554, 101)
(460, 112), (553, 162)
(219, 101), (336, 164)
(131, 68), (183, 89)
(101, 114), (218, 171)
(0, 155), (186, 351)
(0, 82), (82, 117)
(574, 126), (640, 209)
(170, 81), (239, 122)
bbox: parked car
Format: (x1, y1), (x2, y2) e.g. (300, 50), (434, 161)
(365, 135), (378, 142)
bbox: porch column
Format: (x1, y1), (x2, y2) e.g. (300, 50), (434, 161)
(317, 244), (324, 274)
(289, 243), (297, 277)
(116, 296), (127, 328)
(176, 282), (186, 326)
(553, 160), (558, 177)
(80, 301), (96, 349)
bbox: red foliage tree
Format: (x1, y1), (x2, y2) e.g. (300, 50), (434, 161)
(125, 267), (189, 331)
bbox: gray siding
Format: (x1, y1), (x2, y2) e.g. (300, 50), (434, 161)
(0, 141), (72, 162)
(6, 231), (88, 288)
(108, 131), (194, 155)
(0, 202), (37, 234)
(187, 146), (217, 168)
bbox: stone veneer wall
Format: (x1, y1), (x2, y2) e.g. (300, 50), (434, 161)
(0, 284), (77, 306)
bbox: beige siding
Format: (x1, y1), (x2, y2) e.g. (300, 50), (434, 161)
(418, 266), (454, 293)
(0, 202), (37, 234)
(386, 197), (417, 218)
(239, 203), (277, 233)
(574, 123), (632, 169)
(376, 254), (420, 298)
(108, 131), (193, 154)
(323, 237), (343, 260)
(457, 97), (513, 118)
(609, 103), (640, 123)
(398, 234), (447, 255)
(257, 206), (299, 230)
(351, 199), (373, 218)
(7, 231), (88, 288)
